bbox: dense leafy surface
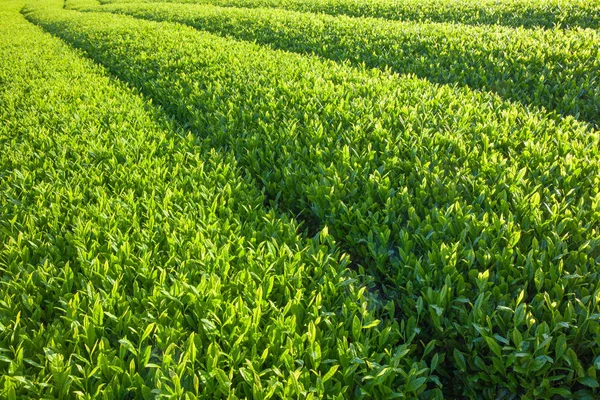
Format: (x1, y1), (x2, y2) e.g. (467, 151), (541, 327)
(97, 0), (600, 30)
(87, 2), (600, 126)
(1, 0), (600, 397)
(1, 2), (416, 398)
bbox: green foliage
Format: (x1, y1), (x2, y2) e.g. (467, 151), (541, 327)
(0, 2), (425, 398)
(2, 0), (599, 398)
(97, 0), (600, 30)
(87, 2), (600, 127)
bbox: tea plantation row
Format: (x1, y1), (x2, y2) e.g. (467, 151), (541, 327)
(1, 2), (417, 398)
(81, 1), (600, 127)
(97, 0), (600, 30)
(18, 1), (600, 398)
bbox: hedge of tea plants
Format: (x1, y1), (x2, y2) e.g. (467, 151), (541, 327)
(1, 0), (599, 397)
(1, 2), (424, 398)
(19, 1), (600, 398)
(86, 1), (600, 126)
(96, 0), (600, 30)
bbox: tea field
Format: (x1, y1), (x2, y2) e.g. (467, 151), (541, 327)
(1, 0), (599, 398)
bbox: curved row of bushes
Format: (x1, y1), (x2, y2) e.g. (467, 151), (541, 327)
(1, 2), (415, 398)
(87, 2), (600, 127)
(97, 0), (600, 30)
(21, 2), (600, 397)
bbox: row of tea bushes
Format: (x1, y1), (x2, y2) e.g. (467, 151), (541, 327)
(89, 1), (600, 127)
(1, 1), (421, 397)
(97, 0), (600, 30)
(23, 3), (600, 397)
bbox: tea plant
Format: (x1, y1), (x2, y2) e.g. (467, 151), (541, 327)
(97, 0), (600, 30)
(89, 1), (600, 127)
(1, 2), (427, 398)
(22, 2), (600, 397)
